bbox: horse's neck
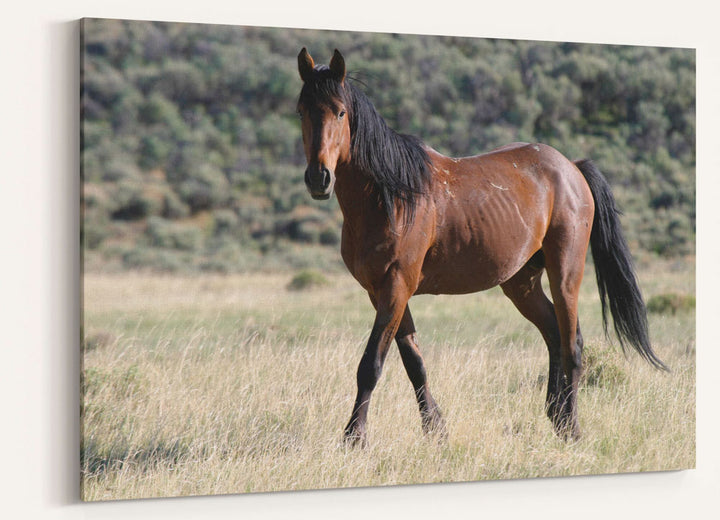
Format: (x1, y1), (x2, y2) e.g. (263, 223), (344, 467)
(335, 164), (374, 214)
(333, 162), (377, 221)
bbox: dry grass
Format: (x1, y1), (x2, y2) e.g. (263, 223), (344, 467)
(81, 259), (695, 501)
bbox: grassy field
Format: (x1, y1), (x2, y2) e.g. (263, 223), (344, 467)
(81, 258), (695, 501)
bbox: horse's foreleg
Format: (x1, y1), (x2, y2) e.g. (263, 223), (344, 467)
(395, 305), (446, 438)
(344, 272), (411, 447)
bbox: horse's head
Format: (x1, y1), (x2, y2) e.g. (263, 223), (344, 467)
(297, 48), (351, 200)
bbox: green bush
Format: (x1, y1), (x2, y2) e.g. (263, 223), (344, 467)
(212, 209), (239, 236)
(83, 331), (117, 352)
(177, 164), (230, 213)
(647, 293), (696, 315)
(286, 269), (330, 291)
(162, 189), (190, 219)
(82, 212), (111, 250)
(319, 227), (340, 246)
(110, 179), (162, 221)
(582, 344), (628, 388)
(121, 246), (188, 272)
(138, 135), (172, 170)
(145, 217), (204, 251)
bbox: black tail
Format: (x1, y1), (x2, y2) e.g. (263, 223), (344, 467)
(575, 159), (668, 371)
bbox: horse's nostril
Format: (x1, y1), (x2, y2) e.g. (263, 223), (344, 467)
(305, 165), (332, 194)
(321, 167), (331, 187)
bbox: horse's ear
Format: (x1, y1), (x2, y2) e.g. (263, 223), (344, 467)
(329, 49), (346, 83)
(298, 47), (315, 82)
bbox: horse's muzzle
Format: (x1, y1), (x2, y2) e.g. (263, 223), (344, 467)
(305, 165), (335, 200)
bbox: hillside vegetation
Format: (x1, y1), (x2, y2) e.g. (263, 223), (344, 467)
(81, 19), (695, 273)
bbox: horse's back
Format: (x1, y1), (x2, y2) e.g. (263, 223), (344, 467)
(416, 143), (592, 295)
(444, 142), (593, 229)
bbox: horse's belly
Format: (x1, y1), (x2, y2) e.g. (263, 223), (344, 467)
(416, 246), (526, 295)
(416, 212), (544, 295)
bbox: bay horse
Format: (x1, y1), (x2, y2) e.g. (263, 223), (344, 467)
(296, 48), (666, 444)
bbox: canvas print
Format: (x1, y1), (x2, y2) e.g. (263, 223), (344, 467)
(80, 18), (696, 501)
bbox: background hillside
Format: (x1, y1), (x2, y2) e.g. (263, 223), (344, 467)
(81, 18), (696, 273)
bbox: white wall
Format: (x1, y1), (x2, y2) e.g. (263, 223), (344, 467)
(1, 1), (717, 518)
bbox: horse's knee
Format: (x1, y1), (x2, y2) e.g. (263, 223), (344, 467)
(397, 335), (427, 381)
(356, 354), (381, 390)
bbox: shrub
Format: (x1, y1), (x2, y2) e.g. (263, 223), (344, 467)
(647, 293), (696, 315)
(177, 164), (230, 213)
(582, 344), (628, 388)
(109, 179), (164, 221)
(138, 134), (172, 170)
(83, 331), (117, 352)
(102, 159), (142, 183)
(145, 216), (204, 251)
(162, 189), (190, 219)
(83, 215), (111, 250)
(212, 209), (239, 236)
(286, 269), (330, 291)
(121, 246), (188, 272)
(319, 226), (340, 246)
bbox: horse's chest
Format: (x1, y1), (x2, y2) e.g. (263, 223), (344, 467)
(340, 223), (429, 292)
(339, 226), (388, 291)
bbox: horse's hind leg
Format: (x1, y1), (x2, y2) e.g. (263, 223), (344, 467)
(396, 305), (446, 438)
(542, 233), (590, 440)
(500, 255), (563, 425)
(502, 252), (587, 439)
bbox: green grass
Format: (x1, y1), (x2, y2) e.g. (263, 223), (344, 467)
(81, 258), (695, 501)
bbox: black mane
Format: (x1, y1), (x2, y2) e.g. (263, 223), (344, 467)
(300, 68), (432, 225)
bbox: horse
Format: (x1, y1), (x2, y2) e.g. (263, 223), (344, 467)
(296, 47), (666, 445)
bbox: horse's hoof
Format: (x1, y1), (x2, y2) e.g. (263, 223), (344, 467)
(549, 414), (581, 442)
(343, 426), (367, 448)
(558, 426), (581, 442)
(422, 411), (448, 442)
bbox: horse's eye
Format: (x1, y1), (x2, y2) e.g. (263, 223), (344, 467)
(338, 110), (346, 120)
(297, 110), (303, 120)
